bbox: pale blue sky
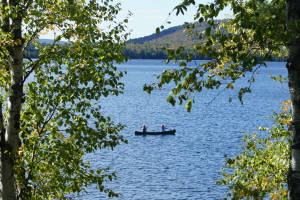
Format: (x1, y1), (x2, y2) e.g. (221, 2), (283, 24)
(119, 0), (199, 39)
(119, 0), (231, 39)
(40, 0), (231, 40)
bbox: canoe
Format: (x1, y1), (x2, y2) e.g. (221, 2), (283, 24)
(135, 129), (176, 135)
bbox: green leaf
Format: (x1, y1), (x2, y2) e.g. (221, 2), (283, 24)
(167, 96), (176, 106)
(156, 27), (161, 34)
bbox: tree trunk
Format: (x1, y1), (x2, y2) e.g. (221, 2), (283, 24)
(287, 0), (300, 199)
(0, 103), (4, 198)
(1, 0), (24, 199)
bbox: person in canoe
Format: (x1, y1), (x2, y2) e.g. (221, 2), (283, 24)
(161, 124), (166, 132)
(142, 124), (147, 132)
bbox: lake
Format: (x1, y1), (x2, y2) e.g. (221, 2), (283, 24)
(75, 59), (289, 199)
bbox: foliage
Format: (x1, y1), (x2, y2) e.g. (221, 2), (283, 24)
(25, 21), (289, 60)
(141, 0), (297, 198)
(0, 0), (129, 199)
(217, 101), (292, 199)
(25, 40), (68, 58)
(25, 23), (212, 60)
(129, 25), (184, 44)
(145, 0), (291, 111)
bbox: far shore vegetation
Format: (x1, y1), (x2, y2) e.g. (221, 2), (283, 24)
(27, 22), (287, 61)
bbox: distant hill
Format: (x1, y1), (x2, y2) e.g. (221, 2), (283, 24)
(38, 39), (68, 44)
(127, 22), (209, 48)
(25, 22), (210, 59)
(124, 20), (286, 61)
(124, 22), (211, 59)
(128, 25), (184, 44)
(24, 23), (207, 59)
(38, 39), (57, 44)
(24, 21), (285, 61)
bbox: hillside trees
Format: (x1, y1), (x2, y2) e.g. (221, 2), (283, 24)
(124, 43), (168, 59)
(144, 0), (300, 199)
(0, 0), (129, 199)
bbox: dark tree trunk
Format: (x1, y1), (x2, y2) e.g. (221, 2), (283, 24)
(287, 0), (300, 199)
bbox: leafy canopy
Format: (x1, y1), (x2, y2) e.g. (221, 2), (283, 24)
(1, 0), (130, 199)
(144, 0), (291, 111)
(144, 0), (294, 199)
(217, 101), (291, 199)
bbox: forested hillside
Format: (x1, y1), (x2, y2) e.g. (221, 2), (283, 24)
(26, 21), (286, 61)
(125, 20), (286, 60)
(25, 23), (210, 59)
(125, 22), (211, 59)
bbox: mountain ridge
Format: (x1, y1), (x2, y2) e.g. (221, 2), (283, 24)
(124, 22), (210, 59)
(128, 24), (184, 44)
(28, 23), (210, 59)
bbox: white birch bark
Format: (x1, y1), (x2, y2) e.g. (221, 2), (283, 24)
(2, 51), (23, 200)
(287, 0), (300, 199)
(1, 0), (23, 199)
(0, 102), (4, 197)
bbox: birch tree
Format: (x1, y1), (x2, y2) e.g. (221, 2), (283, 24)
(286, 0), (300, 198)
(0, 0), (129, 199)
(145, 0), (300, 198)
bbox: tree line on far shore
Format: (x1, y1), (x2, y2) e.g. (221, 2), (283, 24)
(27, 21), (287, 61)
(26, 40), (287, 61)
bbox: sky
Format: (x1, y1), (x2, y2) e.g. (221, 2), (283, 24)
(119, 0), (232, 39)
(40, 0), (231, 40)
(118, 0), (200, 39)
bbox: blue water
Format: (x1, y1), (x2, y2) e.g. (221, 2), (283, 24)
(75, 60), (289, 199)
